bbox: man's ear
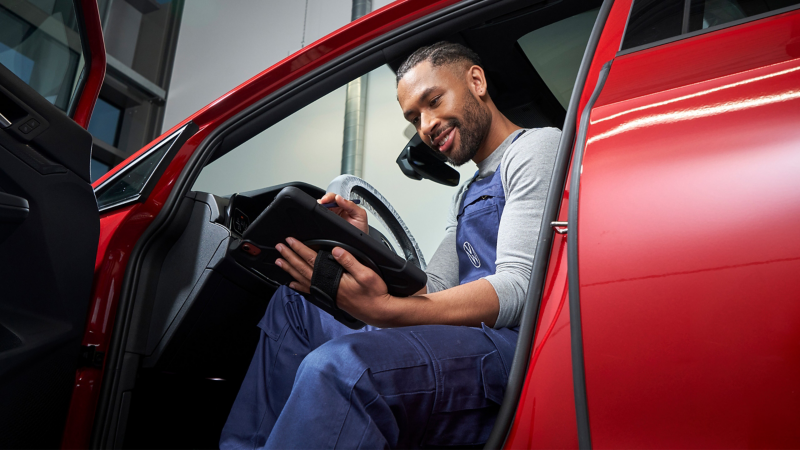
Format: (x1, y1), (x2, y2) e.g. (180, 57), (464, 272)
(467, 65), (488, 98)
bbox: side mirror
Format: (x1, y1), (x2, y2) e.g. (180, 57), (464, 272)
(396, 133), (460, 187)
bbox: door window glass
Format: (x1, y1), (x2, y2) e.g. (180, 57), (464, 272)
(620, 0), (685, 50)
(95, 133), (176, 210)
(0, 0), (85, 111)
(518, 8), (600, 109)
(688, 0), (800, 31)
(621, 0), (800, 51)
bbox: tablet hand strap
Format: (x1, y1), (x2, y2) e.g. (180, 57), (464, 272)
(310, 249), (344, 310)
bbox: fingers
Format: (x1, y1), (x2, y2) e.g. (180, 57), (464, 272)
(286, 237), (318, 267)
(276, 239), (379, 298)
(275, 257), (310, 293)
(334, 194), (360, 215)
(275, 239), (317, 290)
(320, 193), (361, 216)
(334, 195), (369, 233)
(318, 192), (337, 204)
(331, 247), (374, 282)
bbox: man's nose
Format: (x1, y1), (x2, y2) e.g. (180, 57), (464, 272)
(420, 113), (439, 142)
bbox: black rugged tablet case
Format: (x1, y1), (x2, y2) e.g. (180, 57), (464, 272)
(231, 186), (427, 326)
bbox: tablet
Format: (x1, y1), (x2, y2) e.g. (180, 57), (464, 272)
(231, 186), (427, 328)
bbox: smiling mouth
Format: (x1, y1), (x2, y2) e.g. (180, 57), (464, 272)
(434, 127), (456, 152)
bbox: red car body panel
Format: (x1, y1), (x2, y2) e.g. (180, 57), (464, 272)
(505, 233), (577, 449)
(72, 0), (105, 129)
(580, 9), (800, 449)
(64, 0), (463, 446)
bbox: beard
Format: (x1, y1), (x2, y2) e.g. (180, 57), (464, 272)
(444, 91), (492, 166)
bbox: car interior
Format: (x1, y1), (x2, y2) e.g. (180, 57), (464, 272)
(92, 0), (603, 447)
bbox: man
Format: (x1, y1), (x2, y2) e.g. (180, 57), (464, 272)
(220, 42), (560, 449)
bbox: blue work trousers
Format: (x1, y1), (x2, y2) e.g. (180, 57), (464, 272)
(220, 286), (518, 449)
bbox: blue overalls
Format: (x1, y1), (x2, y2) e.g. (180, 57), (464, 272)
(221, 137), (521, 449)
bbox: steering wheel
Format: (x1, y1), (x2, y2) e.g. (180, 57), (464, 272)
(327, 175), (427, 271)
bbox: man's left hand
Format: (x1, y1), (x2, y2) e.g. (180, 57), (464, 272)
(275, 237), (392, 325)
(276, 237), (500, 328)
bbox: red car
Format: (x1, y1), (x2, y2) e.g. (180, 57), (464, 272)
(1, 0), (799, 448)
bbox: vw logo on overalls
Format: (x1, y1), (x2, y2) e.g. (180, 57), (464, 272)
(463, 241), (481, 268)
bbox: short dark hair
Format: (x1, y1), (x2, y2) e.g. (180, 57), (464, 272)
(396, 41), (483, 84)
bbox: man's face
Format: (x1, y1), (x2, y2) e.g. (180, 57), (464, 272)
(397, 61), (492, 166)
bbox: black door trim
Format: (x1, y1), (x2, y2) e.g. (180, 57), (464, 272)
(567, 59), (613, 450)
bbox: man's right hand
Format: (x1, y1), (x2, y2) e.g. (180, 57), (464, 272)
(318, 193), (369, 234)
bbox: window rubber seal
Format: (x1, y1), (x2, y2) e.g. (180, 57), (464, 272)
(482, 0), (616, 448)
(567, 59), (613, 450)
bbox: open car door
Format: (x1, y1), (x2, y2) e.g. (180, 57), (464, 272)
(0, 0), (105, 447)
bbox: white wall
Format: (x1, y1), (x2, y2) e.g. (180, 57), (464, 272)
(169, 0), (475, 261)
(163, 0), (351, 130)
(192, 86), (346, 195)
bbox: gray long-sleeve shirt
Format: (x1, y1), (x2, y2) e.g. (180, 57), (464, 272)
(425, 127), (561, 328)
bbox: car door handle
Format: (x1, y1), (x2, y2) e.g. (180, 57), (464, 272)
(551, 221), (568, 234)
(0, 192), (29, 224)
(0, 111), (11, 128)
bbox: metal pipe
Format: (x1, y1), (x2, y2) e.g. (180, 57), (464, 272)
(341, 0), (371, 177)
(351, 0), (371, 20)
(341, 76), (368, 177)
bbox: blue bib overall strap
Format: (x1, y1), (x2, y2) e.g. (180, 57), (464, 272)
(456, 130), (525, 285)
(456, 167), (505, 284)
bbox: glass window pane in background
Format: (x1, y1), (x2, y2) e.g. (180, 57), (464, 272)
(88, 97), (123, 146)
(104, 0), (178, 87)
(91, 158), (110, 182)
(0, 0), (84, 110)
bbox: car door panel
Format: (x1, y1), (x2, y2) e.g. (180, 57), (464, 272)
(0, 79), (99, 449)
(0, 1), (102, 447)
(0, 66), (93, 180)
(0, 191), (29, 224)
(579, 9), (800, 448)
(505, 235), (578, 449)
